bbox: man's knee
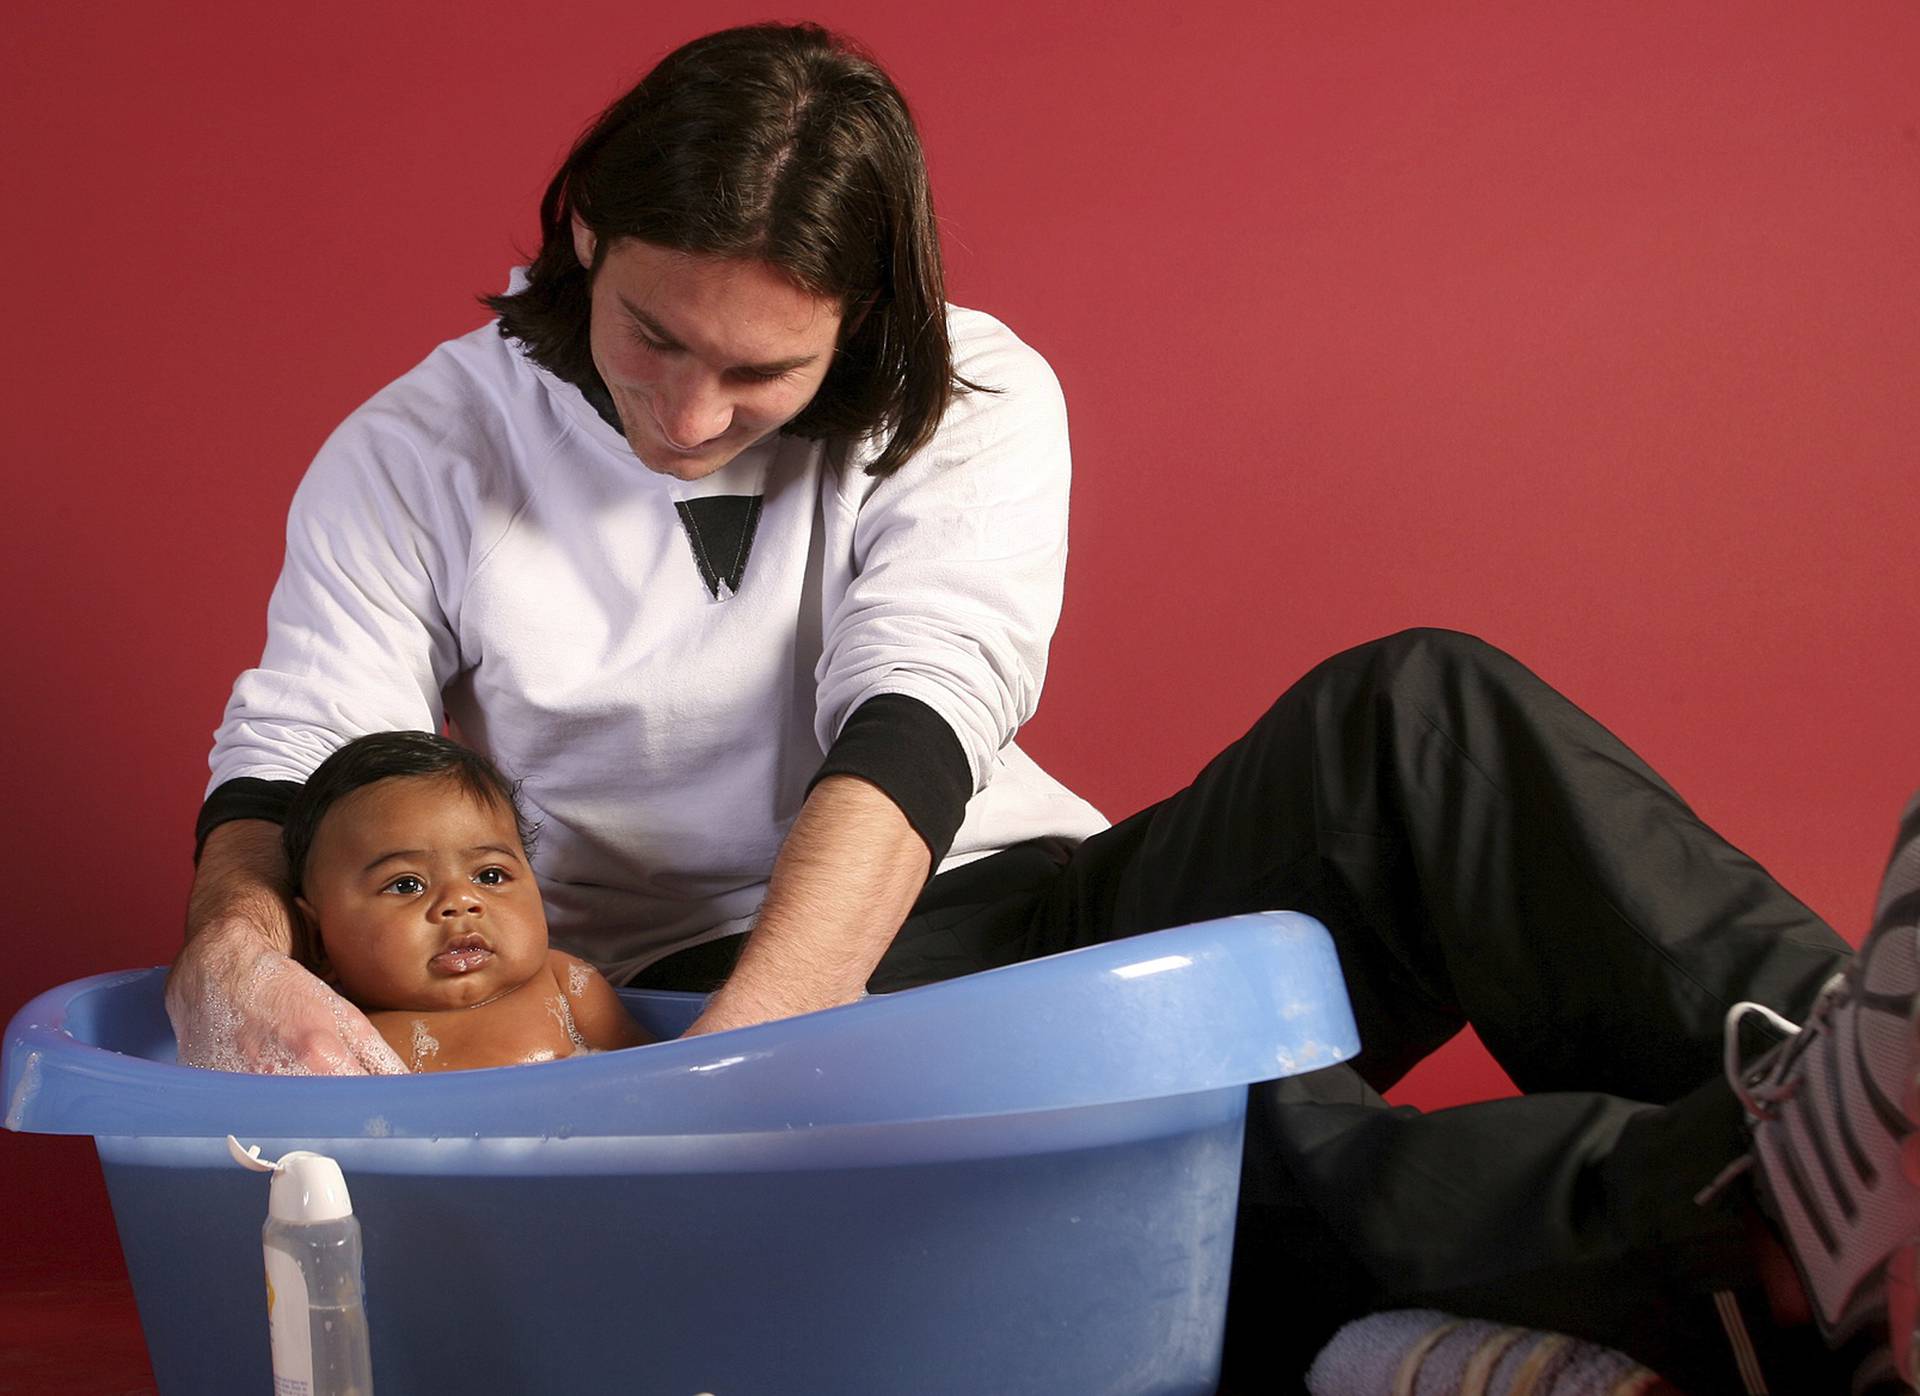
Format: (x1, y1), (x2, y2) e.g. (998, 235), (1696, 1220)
(1262, 627), (1522, 744)
(1365, 628), (1579, 743)
(1359, 627), (1505, 688)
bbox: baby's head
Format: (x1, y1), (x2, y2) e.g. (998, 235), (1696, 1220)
(283, 732), (549, 1012)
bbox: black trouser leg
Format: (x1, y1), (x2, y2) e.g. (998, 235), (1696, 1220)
(873, 628), (1852, 1390)
(1015, 627), (1847, 1100)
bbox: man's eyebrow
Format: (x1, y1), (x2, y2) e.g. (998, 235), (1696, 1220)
(617, 295), (822, 375)
(620, 298), (685, 348)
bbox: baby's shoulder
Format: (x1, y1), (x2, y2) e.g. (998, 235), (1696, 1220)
(547, 949), (604, 1000)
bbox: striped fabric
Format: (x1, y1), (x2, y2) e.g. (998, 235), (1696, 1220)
(1306, 1310), (1669, 1396)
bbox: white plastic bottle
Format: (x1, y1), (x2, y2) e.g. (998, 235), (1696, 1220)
(229, 1137), (375, 1395)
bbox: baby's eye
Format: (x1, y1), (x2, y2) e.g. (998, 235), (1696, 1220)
(474, 866), (510, 886)
(383, 874), (426, 896)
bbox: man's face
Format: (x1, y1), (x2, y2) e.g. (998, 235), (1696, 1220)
(575, 230), (846, 481)
(296, 775), (550, 1013)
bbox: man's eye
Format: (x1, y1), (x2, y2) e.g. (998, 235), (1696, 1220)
(384, 875), (425, 896)
(474, 867), (508, 886)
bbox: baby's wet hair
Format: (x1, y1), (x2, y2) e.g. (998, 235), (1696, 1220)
(282, 731), (539, 900)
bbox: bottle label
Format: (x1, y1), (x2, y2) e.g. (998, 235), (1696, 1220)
(264, 1245), (315, 1395)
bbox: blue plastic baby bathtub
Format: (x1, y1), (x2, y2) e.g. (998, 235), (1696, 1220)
(4, 911), (1357, 1395)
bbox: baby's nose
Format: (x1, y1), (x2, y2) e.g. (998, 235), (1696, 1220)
(436, 893), (483, 918)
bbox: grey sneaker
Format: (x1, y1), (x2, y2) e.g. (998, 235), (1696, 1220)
(1730, 797), (1920, 1393)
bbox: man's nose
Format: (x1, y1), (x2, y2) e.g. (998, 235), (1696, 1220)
(652, 373), (732, 449)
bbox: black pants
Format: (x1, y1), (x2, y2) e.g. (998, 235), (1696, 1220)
(642, 629), (1853, 1392)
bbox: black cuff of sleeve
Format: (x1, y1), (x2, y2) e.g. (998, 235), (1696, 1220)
(809, 694), (972, 868)
(194, 777), (303, 862)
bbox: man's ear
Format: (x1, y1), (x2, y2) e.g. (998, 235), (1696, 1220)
(571, 215), (597, 272)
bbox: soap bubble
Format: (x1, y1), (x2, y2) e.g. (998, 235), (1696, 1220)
(409, 1019), (441, 1072)
(545, 993), (589, 1050)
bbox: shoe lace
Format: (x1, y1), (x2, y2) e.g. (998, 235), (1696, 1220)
(1724, 971), (1850, 1121)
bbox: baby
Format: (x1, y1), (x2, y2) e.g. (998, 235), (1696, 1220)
(282, 730), (650, 1071)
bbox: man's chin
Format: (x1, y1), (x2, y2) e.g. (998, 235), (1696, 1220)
(631, 443), (745, 482)
(641, 453), (728, 481)
(621, 419), (779, 482)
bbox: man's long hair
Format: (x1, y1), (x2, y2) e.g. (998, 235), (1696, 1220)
(486, 22), (967, 478)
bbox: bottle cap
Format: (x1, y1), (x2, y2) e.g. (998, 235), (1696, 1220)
(268, 1151), (354, 1224)
(226, 1136), (354, 1223)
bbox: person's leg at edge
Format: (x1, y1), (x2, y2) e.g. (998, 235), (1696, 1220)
(871, 629), (1887, 1392)
(1726, 792), (1920, 1391)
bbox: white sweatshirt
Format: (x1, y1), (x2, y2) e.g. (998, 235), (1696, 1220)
(210, 292), (1107, 980)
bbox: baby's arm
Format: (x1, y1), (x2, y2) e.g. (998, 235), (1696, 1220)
(551, 951), (652, 1050)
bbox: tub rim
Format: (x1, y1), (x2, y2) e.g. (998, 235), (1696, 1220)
(4, 911), (1358, 1140)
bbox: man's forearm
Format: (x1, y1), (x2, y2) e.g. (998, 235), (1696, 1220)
(180, 819), (295, 955)
(691, 775), (931, 1034)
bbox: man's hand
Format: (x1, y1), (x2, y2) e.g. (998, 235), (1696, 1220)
(166, 818), (406, 1075)
(166, 921), (405, 1075)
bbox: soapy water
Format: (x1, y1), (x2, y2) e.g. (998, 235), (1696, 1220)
(568, 961), (591, 997)
(172, 943), (407, 1076)
(408, 1019), (440, 1072)
(545, 993), (589, 1050)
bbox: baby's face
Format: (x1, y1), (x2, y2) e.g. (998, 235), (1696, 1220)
(296, 775), (549, 1012)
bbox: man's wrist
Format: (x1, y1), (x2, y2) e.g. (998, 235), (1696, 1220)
(705, 952), (862, 1024)
(190, 914), (292, 963)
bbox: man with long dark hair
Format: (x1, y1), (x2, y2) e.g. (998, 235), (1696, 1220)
(166, 22), (1919, 1394)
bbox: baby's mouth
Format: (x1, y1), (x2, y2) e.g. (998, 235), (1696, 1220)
(430, 933), (495, 975)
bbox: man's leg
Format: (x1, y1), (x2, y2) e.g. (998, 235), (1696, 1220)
(1014, 628), (1848, 1101)
(874, 629), (1863, 1391)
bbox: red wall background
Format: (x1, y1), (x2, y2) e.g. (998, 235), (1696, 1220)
(4, 0), (1917, 1304)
